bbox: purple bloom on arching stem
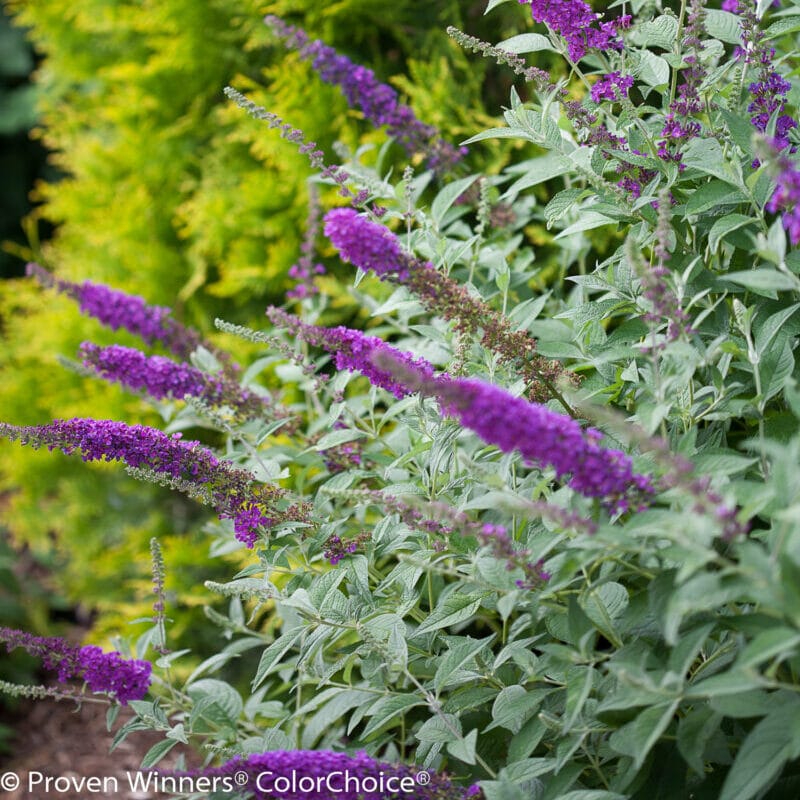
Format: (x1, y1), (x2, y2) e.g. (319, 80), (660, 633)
(152, 750), (480, 800)
(26, 264), (237, 372)
(369, 350), (654, 513)
(736, 3), (798, 150)
(287, 184), (326, 301)
(322, 208), (414, 281)
(79, 342), (275, 420)
(266, 306), (435, 399)
(0, 627), (151, 705)
(264, 16), (466, 173)
(0, 418), (300, 549)
(77, 646), (153, 705)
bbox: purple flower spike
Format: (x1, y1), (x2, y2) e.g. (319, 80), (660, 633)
(79, 342), (275, 419)
(266, 307), (435, 399)
(77, 646), (153, 705)
(26, 264), (236, 371)
(764, 139), (800, 245)
(152, 749), (480, 799)
(0, 627), (151, 705)
(370, 350), (653, 513)
(265, 16), (466, 173)
(323, 208), (415, 280)
(0, 418), (304, 548)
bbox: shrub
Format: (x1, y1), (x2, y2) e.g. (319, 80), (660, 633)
(3, 0), (800, 798)
(0, 0), (499, 639)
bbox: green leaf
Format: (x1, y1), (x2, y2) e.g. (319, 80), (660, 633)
(480, 781), (528, 800)
(416, 714), (461, 743)
(554, 211), (617, 239)
(496, 33), (555, 53)
(186, 679), (243, 724)
(692, 452), (757, 477)
(447, 728), (479, 764)
(709, 689), (787, 719)
(564, 666), (594, 731)
(762, 337), (795, 402)
(502, 152), (570, 196)
(688, 670), (759, 699)
(685, 179), (747, 215)
(461, 127), (533, 145)
(488, 686), (550, 733)
(608, 701), (679, 769)
(633, 15), (680, 49)
(704, 9), (743, 43)
(682, 138), (738, 185)
(544, 189), (585, 227)
(508, 715), (547, 762)
(765, 15), (800, 38)
(677, 706), (722, 774)
(413, 593), (485, 635)
(735, 627), (800, 670)
(557, 793), (628, 800)
(719, 700), (800, 800)
(140, 738), (178, 768)
(580, 582), (628, 645)
(636, 50), (670, 88)
(360, 694), (425, 738)
(434, 635), (494, 693)
(431, 175), (480, 227)
(314, 429), (367, 450)
(756, 303), (800, 356)
(708, 214), (755, 252)
(484, 0), (515, 12)
(724, 269), (799, 296)
(252, 629), (303, 690)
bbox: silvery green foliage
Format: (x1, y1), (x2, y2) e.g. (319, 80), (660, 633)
(5, 1), (800, 798)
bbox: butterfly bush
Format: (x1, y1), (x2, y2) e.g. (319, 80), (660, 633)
(5, 1), (800, 798)
(0, 627), (150, 705)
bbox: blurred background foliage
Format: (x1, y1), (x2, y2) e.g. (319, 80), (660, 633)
(0, 0), (535, 653)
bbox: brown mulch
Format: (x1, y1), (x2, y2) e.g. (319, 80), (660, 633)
(0, 699), (198, 799)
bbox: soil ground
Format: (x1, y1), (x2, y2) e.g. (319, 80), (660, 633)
(0, 700), (197, 800)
